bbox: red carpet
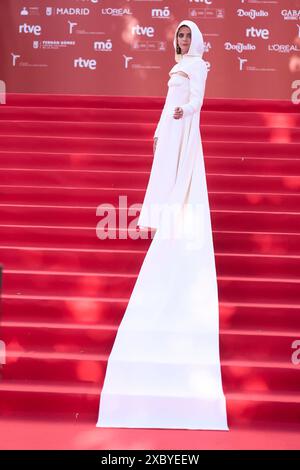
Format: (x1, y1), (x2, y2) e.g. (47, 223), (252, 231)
(0, 94), (299, 449)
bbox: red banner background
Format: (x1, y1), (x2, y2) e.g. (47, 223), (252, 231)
(0, 0), (299, 99)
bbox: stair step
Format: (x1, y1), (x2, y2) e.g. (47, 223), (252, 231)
(0, 107), (160, 123)
(0, 378), (300, 427)
(1, 324), (299, 364)
(0, 225), (297, 254)
(2, 294), (127, 325)
(0, 151), (154, 171)
(1, 351), (108, 385)
(0, 203), (299, 232)
(1, 95), (299, 433)
(0, 121), (299, 143)
(1, 168), (300, 193)
(0, 246), (299, 278)
(1, 107), (299, 127)
(2, 354), (300, 396)
(4, 93), (164, 109)
(1, 152), (300, 176)
(2, 270), (300, 303)
(3, 295), (300, 332)
(0, 135), (300, 158)
(5, 94), (297, 112)
(1, 185), (300, 211)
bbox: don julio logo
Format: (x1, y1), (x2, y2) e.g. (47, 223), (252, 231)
(225, 42), (256, 52)
(237, 9), (268, 19)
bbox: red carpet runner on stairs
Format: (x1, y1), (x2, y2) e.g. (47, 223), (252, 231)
(0, 94), (299, 449)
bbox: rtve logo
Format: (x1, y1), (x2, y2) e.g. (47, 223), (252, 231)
(19, 23), (42, 36)
(246, 27), (269, 39)
(74, 57), (97, 70)
(131, 25), (155, 38)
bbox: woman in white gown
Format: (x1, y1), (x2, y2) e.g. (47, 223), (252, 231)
(96, 19), (229, 430)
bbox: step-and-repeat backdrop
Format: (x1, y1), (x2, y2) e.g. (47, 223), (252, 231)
(0, 0), (299, 100)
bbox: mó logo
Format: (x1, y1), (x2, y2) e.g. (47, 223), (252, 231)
(94, 40), (112, 52)
(152, 7), (170, 18)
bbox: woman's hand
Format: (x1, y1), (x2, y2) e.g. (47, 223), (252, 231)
(153, 137), (158, 154)
(173, 107), (183, 119)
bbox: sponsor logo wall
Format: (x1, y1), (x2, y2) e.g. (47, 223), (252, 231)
(0, 0), (299, 99)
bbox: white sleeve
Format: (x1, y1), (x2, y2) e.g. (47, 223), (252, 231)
(153, 104), (166, 139)
(181, 62), (208, 117)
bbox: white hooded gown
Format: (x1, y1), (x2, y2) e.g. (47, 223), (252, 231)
(96, 20), (229, 430)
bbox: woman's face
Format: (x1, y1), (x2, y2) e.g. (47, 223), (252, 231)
(177, 26), (191, 55)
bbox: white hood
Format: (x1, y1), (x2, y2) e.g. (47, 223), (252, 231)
(173, 20), (205, 63)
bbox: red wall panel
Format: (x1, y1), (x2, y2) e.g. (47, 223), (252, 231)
(0, 0), (299, 100)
